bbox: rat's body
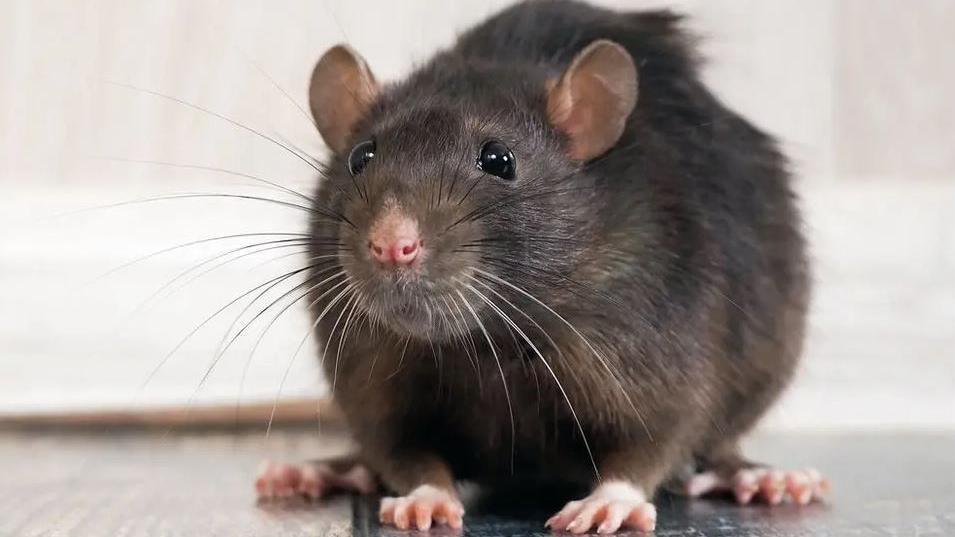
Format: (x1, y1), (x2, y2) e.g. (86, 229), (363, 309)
(255, 1), (824, 532)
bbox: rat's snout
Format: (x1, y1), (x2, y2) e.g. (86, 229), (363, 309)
(367, 210), (422, 267)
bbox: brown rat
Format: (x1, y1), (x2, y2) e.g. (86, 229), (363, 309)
(254, 0), (825, 532)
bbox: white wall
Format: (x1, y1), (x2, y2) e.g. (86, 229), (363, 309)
(1, 0), (952, 430)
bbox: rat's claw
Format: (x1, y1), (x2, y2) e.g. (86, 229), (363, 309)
(378, 484), (464, 531)
(547, 481), (655, 534)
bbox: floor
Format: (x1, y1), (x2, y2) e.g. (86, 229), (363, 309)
(2, 428), (953, 536)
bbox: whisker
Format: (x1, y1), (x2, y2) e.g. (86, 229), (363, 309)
(219, 262), (344, 360)
(236, 271), (351, 424)
(466, 274), (563, 359)
(385, 334), (412, 381)
(131, 239), (314, 316)
(471, 269), (652, 442)
(333, 284), (366, 393)
(238, 49), (318, 131)
(105, 80), (324, 174)
(456, 288), (516, 475)
(266, 280), (355, 438)
(96, 157), (316, 204)
(136, 264), (317, 395)
(185, 270), (346, 417)
(91, 232), (310, 283)
(444, 295), (482, 388)
(245, 247), (312, 272)
(460, 280), (600, 480)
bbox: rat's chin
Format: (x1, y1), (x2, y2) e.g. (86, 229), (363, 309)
(365, 290), (459, 341)
(375, 299), (440, 339)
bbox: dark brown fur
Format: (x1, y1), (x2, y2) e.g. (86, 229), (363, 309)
(305, 0), (809, 499)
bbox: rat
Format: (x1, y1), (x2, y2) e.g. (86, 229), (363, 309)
(254, 0), (828, 532)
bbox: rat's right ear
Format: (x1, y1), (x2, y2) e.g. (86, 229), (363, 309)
(547, 40), (638, 161)
(309, 44), (380, 154)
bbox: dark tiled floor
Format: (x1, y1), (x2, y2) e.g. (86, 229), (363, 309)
(1, 428), (953, 536)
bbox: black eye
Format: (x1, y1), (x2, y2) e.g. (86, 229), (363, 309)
(347, 139), (376, 176)
(476, 140), (516, 180)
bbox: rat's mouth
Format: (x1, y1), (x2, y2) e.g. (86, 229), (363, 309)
(362, 282), (466, 340)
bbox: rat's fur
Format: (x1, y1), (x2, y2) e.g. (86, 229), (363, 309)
(306, 0), (808, 501)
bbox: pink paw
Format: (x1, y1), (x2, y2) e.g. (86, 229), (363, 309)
(546, 481), (656, 534)
(255, 460), (375, 500)
(686, 467), (830, 506)
(379, 485), (465, 531)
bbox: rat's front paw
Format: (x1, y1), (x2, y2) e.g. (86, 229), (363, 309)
(255, 460), (375, 500)
(546, 481), (656, 534)
(379, 484), (465, 531)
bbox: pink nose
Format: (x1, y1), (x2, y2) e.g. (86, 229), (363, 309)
(369, 236), (421, 265)
(368, 210), (422, 267)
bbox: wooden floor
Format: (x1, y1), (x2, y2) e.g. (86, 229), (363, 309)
(2, 427), (953, 536)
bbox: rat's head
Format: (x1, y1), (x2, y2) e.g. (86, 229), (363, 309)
(307, 41), (637, 340)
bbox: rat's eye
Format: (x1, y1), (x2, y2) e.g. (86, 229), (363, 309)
(347, 139), (376, 176)
(476, 140), (516, 180)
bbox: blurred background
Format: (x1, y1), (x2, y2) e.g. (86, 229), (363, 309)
(1, 0), (952, 431)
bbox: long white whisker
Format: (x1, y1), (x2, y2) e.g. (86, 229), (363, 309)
(218, 262), (341, 360)
(385, 335), (413, 380)
(137, 265), (313, 395)
(456, 288), (516, 475)
(461, 281), (600, 481)
(185, 272), (342, 420)
(472, 268), (652, 442)
(449, 295), (482, 379)
(265, 280), (354, 438)
(322, 288), (360, 394)
(234, 271), (349, 419)
(442, 295), (481, 382)
(333, 285), (366, 393)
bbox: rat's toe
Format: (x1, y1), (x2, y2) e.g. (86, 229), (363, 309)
(596, 502), (628, 534)
(566, 500), (607, 534)
(625, 502), (657, 532)
(758, 470), (786, 505)
(257, 460), (376, 501)
(545, 500), (584, 530)
(297, 464), (327, 499)
(378, 497), (396, 524)
(255, 461), (303, 500)
(785, 469), (829, 505)
(379, 485), (464, 531)
(685, 470), (723, 497)
(732, 468), (763, 504)
(548, 481), (655, 534)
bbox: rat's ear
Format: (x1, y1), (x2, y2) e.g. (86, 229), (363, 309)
(309, 44), (379, 154)
(547, 40), (638, 161)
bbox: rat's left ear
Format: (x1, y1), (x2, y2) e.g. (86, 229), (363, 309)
(547, 40), (638, 161)
(309, 44), (380, 154)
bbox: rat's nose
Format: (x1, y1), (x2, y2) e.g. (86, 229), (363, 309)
(367, 212), (422, 267)
(369, 236), (420, 265)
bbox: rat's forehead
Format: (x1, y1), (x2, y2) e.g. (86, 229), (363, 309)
(373, 103), (463, 139)
(368, 95), (528, 152)
(368, 102), (499, 156)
